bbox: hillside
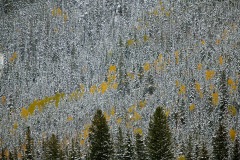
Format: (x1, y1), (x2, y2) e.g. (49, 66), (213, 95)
(0, 0), (240, 159)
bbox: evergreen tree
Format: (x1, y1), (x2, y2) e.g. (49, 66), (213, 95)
(185, 136), (193, 160)
(25, 127), (34, 160)
(199, 143), (209, 160)
(212, 123), (228, 160)
(89, 109), (113, 160)
(47, 134), (62, 160)
(135, 133), (147, 160)
(147, 106), (173, 160)
(218, 71), (229, 121)
(123, 132), (134, 160)
(115, 127), (125, 160)
(232, 138), (240, 160)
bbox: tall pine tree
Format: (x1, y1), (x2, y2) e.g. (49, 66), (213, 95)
(25, 127), (34, 160)
(212, 123), (228, 160)
(115, 127), (125, 160)
(232, 138), (240, 160)
(89, 109), (113, 160)
(135, 133), (147, 160)
(123, 132), (134, 160)
(147, 106), (173, 160)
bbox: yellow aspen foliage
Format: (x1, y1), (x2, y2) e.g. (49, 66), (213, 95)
(216, 39), (221, 45)
(228, 78), (234, 86)
(178, 155), (186, 160)
(209, 84), (215, 91)
(127, 72), (134, 80)
(178, 84), (186, 95)
(100, 82), (108, 94)
(165, 108), (170, 118)
(205, 70), (215, 80)
(57, 7), (62, 16)
(159, 1), (163, 6)
(54, 92), (63, 108)
(127, 39), (135, 46)
(83, 129), (89, 139)
(165, 11), (171, 17)
(37, 100), (44, 112)
(116, 118), (122, 124)
(197, 63), (202, 70)
(212, 92), (219, 106)
(109, 65), (117, 72)
(9, 52), (18, 63)
(199, 91), (204, 98)
(63, 12), (68, 22)
(67, 116), (73, 122)
(111, 82), (118, 90)
(28, 100), (38, 115)
(143, 34), (149, 42)
(104, 112), (110, 121)
(90, 85), (97, 94)
(17, 152), (22, 159)
(80, 139), (85, 146)
(110, 107), (115, 116)
(4, 149), (9, 158)
(158, 54), (163, 62)
(1, 96), (6, 105)
(175, 80), (179, 87)
(174, 50), (179, 65)
(139, 100), (146, 109)
(153, 9), (159, 16)
(21, 107), (28, 119)
(80, 84), (85, 93)
(189, 104), (195, 111)
(13, 122), (18, 129)
(134, 128), (143, 135)
(229, 129), (236, 141)
(143, 62), (150, 72)
(131, 111), (142, 121)
(195, 82), (201, 93)
(219, 56), (224, 65)
(201, 39), (206, 45)
(160, 6), (165, 12)
(128, 105), (136, 113)
(228, 106), (237, 116)
(51, 7), (57, 16)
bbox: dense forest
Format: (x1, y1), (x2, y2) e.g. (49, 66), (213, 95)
(0, 0), (240, 159)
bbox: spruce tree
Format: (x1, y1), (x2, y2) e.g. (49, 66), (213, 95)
(232, 138), (240, 160)
(199, 143), (209, 160)
(218, 71), (228, 121)
(135, 133), (147, 160)
(123, 132), (134, 160)
(185, 136), (193, 160)
(89, 109), (113, 160)
(147, 106), (173, 160)
(212, 123), (228, 160)
(25, 127), (34, 160)
(47, 134), (62, 160)
(115, 127), (125, 160)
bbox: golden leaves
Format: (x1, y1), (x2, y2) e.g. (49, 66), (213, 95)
(197, 63), (202, 70)
(21, 107), (28, 119)
(229, 128), (236, 141)
(9, 52), (17, 63)
(110, 107), (115, 116)
(165, 108), (170, 118)
(201, 39), (206, 45)
(143, 34), (149, 42)
(90, 85), (97, 94)
(109, 65), (117, 73)
(205, 70), (215, 80)
(100, 81), (108, 94)
(143, 62), (150, 72)
(178, 155), (186, 160)
(189, 104), (195, 111)
(174, 50), (179, 65)
(212, 92), (219, 106)
(139, 100), (146, 109)
(130, 111), (142, 121)
(128, 105), (136, 113)
(1, 96), (6, 105)
(67, 116), (73, 122)
(127, 39), (135, 46)
(13, 122), (18, 130)
(111, 82), (118, 90)
(134, 128), (143, 135)
(228, 106), (237, 116)
(116, 118), (122, 124)
(216, 39), (221, 45)
(219, 56), (224, 65)
(178, 84), (186, 95)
